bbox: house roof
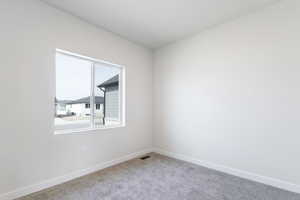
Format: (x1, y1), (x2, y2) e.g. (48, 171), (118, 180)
(97, 75), (119, 88)
(68, 96), (104, 104)
(55, 98), (72, 104)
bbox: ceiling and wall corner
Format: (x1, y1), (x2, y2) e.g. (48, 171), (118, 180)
(41, 0), (281, 49)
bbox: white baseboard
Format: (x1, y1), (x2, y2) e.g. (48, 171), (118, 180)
(0, 148), (153, 200)
(154, 148), (300, 194)
(2, 147), (298, 200)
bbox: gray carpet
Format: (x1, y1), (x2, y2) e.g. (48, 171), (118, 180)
(17, 153), (300, 200)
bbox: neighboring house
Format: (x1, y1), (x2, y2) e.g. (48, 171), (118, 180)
(55, 75), (119, 125)
(67, 96), (104, 117)
(55, 98), (71, 116)
(55, 96), (104, 117)
(97, 75), (119, 124)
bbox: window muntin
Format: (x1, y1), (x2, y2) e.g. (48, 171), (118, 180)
(55, 50), (124, 133)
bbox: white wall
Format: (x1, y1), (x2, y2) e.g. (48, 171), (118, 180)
(0, 0), (152, 196)
(154, 0), (300, 189)
(2, 0), (300, 197)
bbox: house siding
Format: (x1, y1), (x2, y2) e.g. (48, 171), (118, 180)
(105, 86), (119, 120)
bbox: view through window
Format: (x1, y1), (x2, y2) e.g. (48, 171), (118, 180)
(55, 50), (123, 132)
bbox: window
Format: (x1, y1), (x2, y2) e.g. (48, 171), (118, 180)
(55, 50), (125, 133)
(96, 104), (100, 110)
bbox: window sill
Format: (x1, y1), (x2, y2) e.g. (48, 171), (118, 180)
(54, 124), (126, 135)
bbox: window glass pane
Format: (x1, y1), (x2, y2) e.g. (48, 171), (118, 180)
(94, 63), (121, 127)
(55, 53), (92, 131)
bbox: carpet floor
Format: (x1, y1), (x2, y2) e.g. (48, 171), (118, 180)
(17, 153), (300, 200)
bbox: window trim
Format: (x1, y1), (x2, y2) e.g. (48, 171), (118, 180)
(54, 49), (126, 134)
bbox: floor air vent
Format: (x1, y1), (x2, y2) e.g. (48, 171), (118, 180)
(140, 155), (151, 160)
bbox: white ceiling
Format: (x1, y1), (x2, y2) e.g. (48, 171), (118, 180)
(41, 0), (279, 49)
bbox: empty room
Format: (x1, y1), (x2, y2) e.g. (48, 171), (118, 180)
(1, 0), (300, 199)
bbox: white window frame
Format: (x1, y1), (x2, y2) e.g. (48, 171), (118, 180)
(54, 49), (126, 134)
